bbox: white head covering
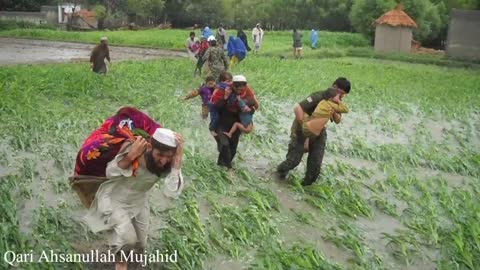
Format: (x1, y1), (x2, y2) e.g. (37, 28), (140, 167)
(100, 36), (108, 41)
(207, 35), (216, 42)
(152, 128), (177, 147)
(232, 75), (247, 83)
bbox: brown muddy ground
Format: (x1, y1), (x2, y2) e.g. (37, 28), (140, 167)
(0, 38), (187, 65)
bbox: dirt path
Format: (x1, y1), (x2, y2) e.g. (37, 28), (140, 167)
(0, 38), (187, 65)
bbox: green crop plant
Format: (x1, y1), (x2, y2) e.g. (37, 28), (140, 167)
(0, 36), (479, 270)
(251, 243), (344, 270)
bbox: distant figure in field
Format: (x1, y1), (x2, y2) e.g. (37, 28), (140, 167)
(90, 37), (111, 74)
(202, 26), (213, 39)
(194, 36), (210, 77)
(237, 29), (251, 51)
(185, 31), (200, 58)
(227, 35), (247, 66)
(310, 29), (319, 49)
(216, 23), (228, 50)
(252, 23), (264, 54)
(202, 36), (229, 82)
(293, 29), (303, 59)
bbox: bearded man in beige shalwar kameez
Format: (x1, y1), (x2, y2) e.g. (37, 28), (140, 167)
(81, 128), (184, 270)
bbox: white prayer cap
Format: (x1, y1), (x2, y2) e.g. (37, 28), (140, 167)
(207, 35), (216, 42)
(152, 128), (177, 147)
(100, 36), (108, 41)
(232, 75), (247, 83)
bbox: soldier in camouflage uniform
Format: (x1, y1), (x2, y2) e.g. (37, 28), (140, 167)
(277, 77), (351, 186)
(202, 36), (229, 82)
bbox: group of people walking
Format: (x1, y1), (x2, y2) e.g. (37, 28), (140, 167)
(82, 25), (343, 270)
(185, 23), (265, 78)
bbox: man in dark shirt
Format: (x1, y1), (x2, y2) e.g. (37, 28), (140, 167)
(277, 77), (351, 186)
(90, 37), (111, 74)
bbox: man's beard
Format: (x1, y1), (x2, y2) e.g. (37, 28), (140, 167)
(144, 150), (171, 176)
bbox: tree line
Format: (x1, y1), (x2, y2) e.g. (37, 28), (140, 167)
(1, 0), (479, 47)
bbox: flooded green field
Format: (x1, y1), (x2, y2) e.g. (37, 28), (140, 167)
(1, 56), (479, 269)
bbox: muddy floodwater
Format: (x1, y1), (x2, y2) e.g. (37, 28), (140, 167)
(0, 38), (187, 65)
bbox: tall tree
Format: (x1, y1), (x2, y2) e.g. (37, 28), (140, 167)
(350, 0), (395, 40)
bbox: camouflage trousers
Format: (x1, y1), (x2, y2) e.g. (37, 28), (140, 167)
(277, 121), (327, 186)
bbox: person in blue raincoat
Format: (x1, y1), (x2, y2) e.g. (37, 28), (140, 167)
(310, 29), (319, 49)
(202, 26), (214, 39)
(227, 36), (247, 66)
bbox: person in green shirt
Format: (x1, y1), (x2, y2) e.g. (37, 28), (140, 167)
(276, 77), (351, 186)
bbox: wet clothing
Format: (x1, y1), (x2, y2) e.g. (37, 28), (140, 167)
(293, 31), (303, 48)
(216, 27), (227, 49)
(84, 144), (184, 253)
(252, 27), (264, 51)
(74, 107), (161, 177)
(227, 36), (247, 63)
(185, 85), (215, 119)
(208, 102), (220, 131)
(209, 82), (231, 131)
(195, 40), (210, 74)
(303, 100), (348, 138)
(202, 27), (213, 39)
(202, 46), (229, 81)
(310, 30), (319, 49)
(185, 85), (215, 105)
(238, 98), (253, 126)
(277, 88), (338, 185)
(211, 86), (258, 168)
(237, 30), (251, 51)
(90, 43), (110, 74)
(186, 37), (200, 57)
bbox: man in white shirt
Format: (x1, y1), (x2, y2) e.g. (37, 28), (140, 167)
(252, 23), (264, 54)
(185, 31), (200, 58)
(84, 128), (184, 270)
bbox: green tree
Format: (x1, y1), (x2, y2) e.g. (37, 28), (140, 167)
(0, 0), (58, 11)
(350, 0), (395, 40)
(93, 4), (107, 29)
(127, 0), (164, 24)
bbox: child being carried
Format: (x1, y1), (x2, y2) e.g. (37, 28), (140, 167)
(303, 87), (349, 151)
(223, 96), (254, 138)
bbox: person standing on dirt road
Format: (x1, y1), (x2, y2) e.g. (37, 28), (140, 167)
(90, 36), (111, 74)
(276, 77), (351, 186)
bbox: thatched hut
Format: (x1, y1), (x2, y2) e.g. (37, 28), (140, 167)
(374, 4), (417, 53)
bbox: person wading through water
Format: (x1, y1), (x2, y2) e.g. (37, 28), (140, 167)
(210, 75), (259, 168)
(69, 107), (185, 270)
(90, 36), (111, 74)
(276, 77), (351, 186)
(202, 36), (229, 82)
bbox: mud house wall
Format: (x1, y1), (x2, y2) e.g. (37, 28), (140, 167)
(374, 25), (412, 53)
(446, 9), (480, 60)
(0, 11), (47, 25)
(40, 6), (58, 25)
